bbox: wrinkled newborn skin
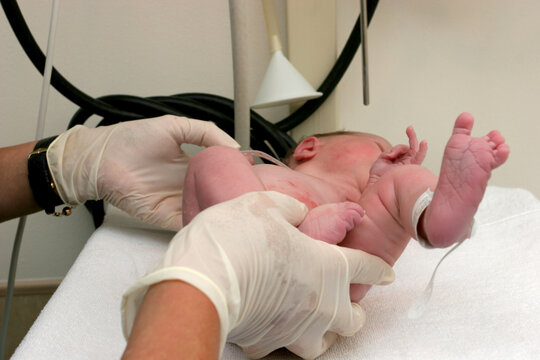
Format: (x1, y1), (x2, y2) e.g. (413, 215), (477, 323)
(182, 113), (509, 301)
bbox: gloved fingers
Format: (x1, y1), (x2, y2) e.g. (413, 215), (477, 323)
(287, 330), (338, 360)
(338, 246), (395, 285)
(235, 191), (309, 227)
(162, 211), (183, 231)
(327, 301), (366, 338)
(143, 209), (183, 231)
(138, 192), (184, 231)
(163, 115), (240, 149)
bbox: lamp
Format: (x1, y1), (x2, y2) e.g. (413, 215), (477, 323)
(252, 0), (322, 109)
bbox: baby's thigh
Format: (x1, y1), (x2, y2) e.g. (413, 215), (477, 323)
(187, 146), (264, 204)
(365, 165), (435, 209)
(183, 146), (262, 224)
(362, 165), (438, 240)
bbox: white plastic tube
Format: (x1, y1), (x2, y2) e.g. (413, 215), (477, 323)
(36, 0), (61, 139)
(0, 1), (61, 358)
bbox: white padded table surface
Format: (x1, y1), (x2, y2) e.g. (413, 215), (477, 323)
(13, 187), (540, 359)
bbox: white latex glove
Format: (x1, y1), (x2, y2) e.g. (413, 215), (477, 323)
(122, 191), (395, 359)
(47, 115), (239, 230)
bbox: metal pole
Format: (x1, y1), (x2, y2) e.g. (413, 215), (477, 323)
(229, 0), (251, 149)
(360, 0), (370, 105)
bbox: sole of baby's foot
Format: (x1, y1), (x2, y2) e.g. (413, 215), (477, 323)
(298, 202), (364, 245)
(423, 113), (510, 248)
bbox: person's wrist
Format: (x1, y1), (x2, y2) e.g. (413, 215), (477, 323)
(47, 125), (103, 205)
(122, 265), (237, 356)
(27, 136), (72, 216)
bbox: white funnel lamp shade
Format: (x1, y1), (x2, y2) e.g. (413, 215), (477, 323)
(252, 0), (322, 109)
(252, 50), (322, 109)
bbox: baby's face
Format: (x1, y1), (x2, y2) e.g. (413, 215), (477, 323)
(319, 134), (391, 188)
(321, 134), (390, 164)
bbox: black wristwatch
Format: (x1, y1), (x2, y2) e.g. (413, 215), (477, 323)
(27, 136), (71, 216)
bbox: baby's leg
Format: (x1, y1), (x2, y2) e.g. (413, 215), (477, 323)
(421, 112), (510, 247)
(182, 146), (265, 225)
(298, 202), (365, 244)
(386, 113), (509, 248)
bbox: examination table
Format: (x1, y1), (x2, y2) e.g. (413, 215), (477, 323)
(12, 186), (540, 359)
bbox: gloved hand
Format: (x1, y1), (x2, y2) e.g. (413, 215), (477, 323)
(122, 191), (395, 359)
(47, 115), (239, 230)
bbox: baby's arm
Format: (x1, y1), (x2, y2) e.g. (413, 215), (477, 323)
(298, 202), (365, 245)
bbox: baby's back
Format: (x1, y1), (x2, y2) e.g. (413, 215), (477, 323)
(252, 164), (345, 209)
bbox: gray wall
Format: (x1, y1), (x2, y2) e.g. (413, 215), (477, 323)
(335, 0), (540, 196)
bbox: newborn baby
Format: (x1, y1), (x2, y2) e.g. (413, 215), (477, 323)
(182, 112), (510, 301)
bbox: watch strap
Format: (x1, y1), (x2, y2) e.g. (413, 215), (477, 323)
(27, 136), (64, 214)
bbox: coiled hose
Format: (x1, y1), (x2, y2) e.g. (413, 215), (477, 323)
(1, 0), (379, 225)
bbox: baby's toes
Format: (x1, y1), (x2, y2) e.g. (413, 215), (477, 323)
(484, 130), (509, 168)
(485, 130), (505, 148)
(453, 113), (475, 135)
(493, 143), (510, 168)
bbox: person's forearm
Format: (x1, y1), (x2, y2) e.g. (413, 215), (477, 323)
(122, 280), (221, 360)
(0, 141), (41, 222)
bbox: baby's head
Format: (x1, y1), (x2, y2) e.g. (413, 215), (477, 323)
(283, 131), (392, 189)
(283, 131), (391, 167)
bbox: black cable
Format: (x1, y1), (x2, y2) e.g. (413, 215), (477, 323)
(2, 0), (380, 225)
(2, 0), (379, 136)
(0, 0), (139, 119)
(0, 3), (381, 357)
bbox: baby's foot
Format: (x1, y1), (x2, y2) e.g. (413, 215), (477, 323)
(423, 113), (510, 247)
(298, 202), (365, 245)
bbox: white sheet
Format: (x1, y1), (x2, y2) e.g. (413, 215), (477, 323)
(13, 186), (540, 359)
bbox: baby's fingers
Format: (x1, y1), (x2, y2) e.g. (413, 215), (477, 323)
(406, 126), (419, 151)
(383, 145), (409, 160)
(413, 140), (428, 165)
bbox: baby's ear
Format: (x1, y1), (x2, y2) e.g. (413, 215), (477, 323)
(293, 137), (320, 162)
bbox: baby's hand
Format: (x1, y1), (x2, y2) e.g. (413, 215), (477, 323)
(298, 202), (365, 245)
(368, 126), (427, 184)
